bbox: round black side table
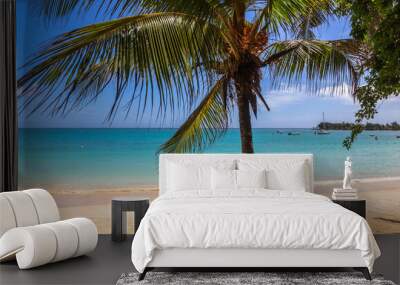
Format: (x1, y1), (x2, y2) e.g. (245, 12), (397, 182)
(111, 197), (149, 242)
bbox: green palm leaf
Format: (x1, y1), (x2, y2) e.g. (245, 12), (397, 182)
(159, 77), (230, 153)
(265, 39), (366, 95)
(20, 0), (369, 153)
(38, 0), (131, 18)
(250, 0), (320, 37)
(292, 1), (335, 39)
(18, 12), (225, 119)
(38, 0), (232, 22)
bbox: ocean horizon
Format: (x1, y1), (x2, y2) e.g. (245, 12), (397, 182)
(18, 128), (400, 189)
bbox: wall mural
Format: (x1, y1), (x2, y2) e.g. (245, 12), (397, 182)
(17, 1), (400, 234)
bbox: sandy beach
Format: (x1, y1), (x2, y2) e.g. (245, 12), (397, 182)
(47, 177), (400, 234)
(314, 177), (400, 234)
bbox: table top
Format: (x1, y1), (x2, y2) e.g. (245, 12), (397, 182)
(112, 196), (149, 202)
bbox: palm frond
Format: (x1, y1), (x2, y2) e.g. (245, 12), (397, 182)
(37, 0), (232, 22)
(37, 0), (132, 18)
(159, 77), (230, 153)
(143, 0), (232, 20)
(264, 39), (366, 95)
(37, 1), (237, 54)
(250, 0), (320, 37)
(18, 12), (225, 119)
(292, 1), (335, 39)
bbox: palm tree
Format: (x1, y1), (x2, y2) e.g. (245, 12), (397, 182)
(18, 0), (365, 153)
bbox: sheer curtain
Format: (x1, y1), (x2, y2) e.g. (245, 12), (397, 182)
(0, 0), (18, 192)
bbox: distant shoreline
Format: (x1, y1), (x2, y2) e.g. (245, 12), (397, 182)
(22, 175), (400, 194)
(317, 121), (400, 131)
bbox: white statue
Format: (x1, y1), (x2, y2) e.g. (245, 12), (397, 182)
(343, 157), (352, 189)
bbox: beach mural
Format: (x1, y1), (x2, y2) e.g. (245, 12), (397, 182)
(17, 1), (399, 234)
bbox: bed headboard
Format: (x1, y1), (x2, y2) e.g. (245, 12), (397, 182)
(159, 153), (314, 195)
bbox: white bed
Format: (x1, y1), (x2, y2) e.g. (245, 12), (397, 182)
(131, 154), (380, 280)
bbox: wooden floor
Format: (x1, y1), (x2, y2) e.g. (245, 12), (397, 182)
(0, 234), (399, 285)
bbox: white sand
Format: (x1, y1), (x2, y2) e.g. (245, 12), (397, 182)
(48, 177), (400, 234)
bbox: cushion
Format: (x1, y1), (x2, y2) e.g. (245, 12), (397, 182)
(238, 159), (308, 191)
(167, 160), (235, 191)
(24, 189), (60, 224)
(0, 218), (98, 269)
(167, 162), (210, 191)
(211, 168), (236, 190)
(0, 226), (57, 269)
(0, 196), (16, 237)
(211, 168), (267, 191)
(0, 189), (60, 238)
(236, 169), (267, 189)
(42, 221), (79, 262)
(64, 218), (98, 257)
(1, 192), (39, 227)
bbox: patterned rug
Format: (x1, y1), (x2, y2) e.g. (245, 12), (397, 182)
(116, 272), (396, 285)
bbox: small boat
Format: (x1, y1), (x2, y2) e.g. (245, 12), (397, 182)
(276, 130), (284, 134)
(316, 129), (330, 135)
(288, 132), (300, 136)
(396, 135), (400, 139)
(316, 112), (330, 135)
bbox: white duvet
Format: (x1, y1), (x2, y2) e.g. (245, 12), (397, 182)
(131, 190), (380, 272)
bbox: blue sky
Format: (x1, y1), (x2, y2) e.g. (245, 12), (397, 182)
(17, 0), (400, 128)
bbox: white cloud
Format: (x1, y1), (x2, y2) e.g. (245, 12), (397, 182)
(264, 83), (357, 108)
(318, 83), (355, 105)
(265, 87), (307, 108)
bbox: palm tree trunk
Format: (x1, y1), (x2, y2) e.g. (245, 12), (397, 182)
(237, 88), (254, 153)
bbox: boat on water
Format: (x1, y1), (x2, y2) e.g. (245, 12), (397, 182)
(288, 132), (300, 136)
(276, 130), (284, 134)
(316, 129), (330, 135)
(316, 112), (330, 135)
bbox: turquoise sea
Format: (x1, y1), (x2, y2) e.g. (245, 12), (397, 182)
(18, 128), (400, 189)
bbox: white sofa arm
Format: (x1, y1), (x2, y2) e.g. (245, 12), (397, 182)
(0, 218), (98, 269)
(64, 218), (98, 257)
(0, 226), (57, 269)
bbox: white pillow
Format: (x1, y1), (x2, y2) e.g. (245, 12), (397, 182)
(269, 162), (307, 191)
(211, 168), (236, 190)
(236, 169), (267, 189)
(238, 159), (308, 191)
(211, 168), (267, 190)
(167, 162), (209, 191)
(167, 160), (236, 191)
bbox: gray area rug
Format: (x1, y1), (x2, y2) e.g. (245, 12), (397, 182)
(116, 272), (396, 285)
